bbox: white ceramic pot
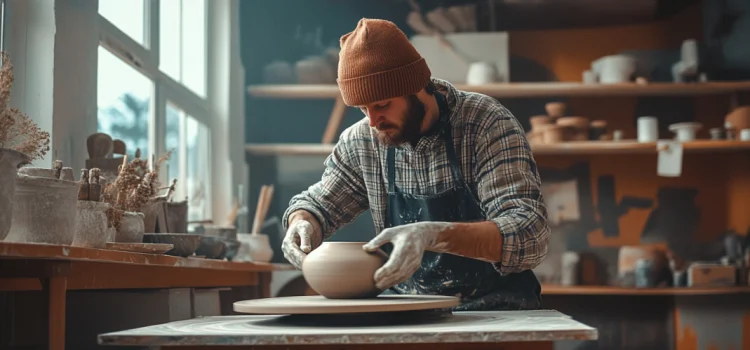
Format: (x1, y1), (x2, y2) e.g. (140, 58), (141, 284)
(466, 61), (498, 85)
(592, 55), (637, 84)
(0, 148), (31, 240)
(115, 211), (145, 243)
(669, 122), (702, 142)
(238, 233), (274, 263)
(6, 174), (79, 244)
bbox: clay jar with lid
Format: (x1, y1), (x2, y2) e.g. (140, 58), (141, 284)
(725, 106), (750, 131)
(302, 242), (388, 299)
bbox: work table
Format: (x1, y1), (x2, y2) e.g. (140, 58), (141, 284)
(98, 309), (597, 349)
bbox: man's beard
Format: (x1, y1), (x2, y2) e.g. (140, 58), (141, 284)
(375, 95), (426, 146)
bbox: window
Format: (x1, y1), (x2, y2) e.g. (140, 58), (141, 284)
(160, 0), (206, 97)
(97, 46), (152, 159)
(165, 102), (212, 222)
(98, 0), (146, 47)
(97, 0), (212, 230)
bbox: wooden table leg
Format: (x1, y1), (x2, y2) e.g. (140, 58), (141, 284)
(43, 276), (67, 350)
(258, 272), (271, 299)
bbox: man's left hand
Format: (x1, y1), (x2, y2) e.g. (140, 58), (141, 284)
(362, 222), (453, 290)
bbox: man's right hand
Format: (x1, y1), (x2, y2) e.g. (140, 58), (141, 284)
(282, 210), (323, 269)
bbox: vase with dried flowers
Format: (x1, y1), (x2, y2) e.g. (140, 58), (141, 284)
(101, 150), (172, 242)
(0, 52), (51, 240)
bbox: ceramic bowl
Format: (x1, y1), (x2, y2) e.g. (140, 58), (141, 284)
(301, 241), (388, 299)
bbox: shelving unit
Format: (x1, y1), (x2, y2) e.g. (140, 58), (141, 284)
(245, 140), (750, 157)
(541, 285), (750, 296)
(248, 81), (750, 144)
(248, 81), (750, 99)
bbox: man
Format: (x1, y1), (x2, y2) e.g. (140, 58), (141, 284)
(281, 18), (550, 311)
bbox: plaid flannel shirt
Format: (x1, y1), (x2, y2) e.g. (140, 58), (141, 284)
(282, 78), (549, 275)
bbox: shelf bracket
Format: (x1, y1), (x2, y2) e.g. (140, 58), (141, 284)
(322, 95), (347, 144)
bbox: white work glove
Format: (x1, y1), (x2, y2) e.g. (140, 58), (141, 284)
(282, 212), (322, 269)
(362, 222), (451, 290)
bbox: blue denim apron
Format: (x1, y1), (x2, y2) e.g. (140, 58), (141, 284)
(381, 92), (542, 311)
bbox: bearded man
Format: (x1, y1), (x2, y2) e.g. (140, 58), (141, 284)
(281, 18), (550, 311)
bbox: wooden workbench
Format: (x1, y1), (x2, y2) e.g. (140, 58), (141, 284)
(97, 309), (597, 349)
(0, 242), (294, 350)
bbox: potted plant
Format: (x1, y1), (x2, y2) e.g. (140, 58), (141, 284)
(101, 152), (172, 242)
(0, 52), (51, 240)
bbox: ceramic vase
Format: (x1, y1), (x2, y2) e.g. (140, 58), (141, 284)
(0, 148), (31, 240)
(301, 242), (388, 299)
(115, 211), (145, 243)
(72, 201), (111, 248)
(236, 233), (274, 262)
(6, 173), (79, 244)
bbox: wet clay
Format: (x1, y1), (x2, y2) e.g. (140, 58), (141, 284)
(302, 242), (388, 299)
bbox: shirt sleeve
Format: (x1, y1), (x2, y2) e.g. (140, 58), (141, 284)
(474, 101), (550, 275)
(281, 128), (369, 239)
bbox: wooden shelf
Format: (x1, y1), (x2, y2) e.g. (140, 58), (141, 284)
(247, 81), (750, 99)
(542, 285), (750, 296)
(245, 140), (750, 157)
(0, 242), (295, 272)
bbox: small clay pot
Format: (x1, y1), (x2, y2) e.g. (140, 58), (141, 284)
(115, 211), (145, 243)
(541, 125), (564, 143)
(529, 115), (552, 131)
(302, 242), (388, 299)
(545, 102), (567, 118)
(238, 233), (274, 263)
(72, 201), (110, 248)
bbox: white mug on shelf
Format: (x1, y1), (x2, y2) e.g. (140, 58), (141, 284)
(466, 61), (498, 85)
(637, 116), (658, 142)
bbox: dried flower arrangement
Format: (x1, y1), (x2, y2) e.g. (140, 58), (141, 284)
(101, 150), (173, 229)
(0, 52), (51, 160)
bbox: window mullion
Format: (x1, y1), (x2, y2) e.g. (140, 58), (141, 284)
(179, 107), (188, 203)
(152, 82), (166, 175)
(148, 0), (159, 62)
(178, 0), (183, 83)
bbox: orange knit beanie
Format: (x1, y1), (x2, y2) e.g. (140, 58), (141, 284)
(337, 18), (431, 106)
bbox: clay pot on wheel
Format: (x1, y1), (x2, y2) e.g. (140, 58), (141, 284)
(0, 148), (31, 240)
(302, 242), (388, 299)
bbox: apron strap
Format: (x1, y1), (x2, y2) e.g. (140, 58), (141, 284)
(387, 146), (396, 193)
(434, 93), (464, 187)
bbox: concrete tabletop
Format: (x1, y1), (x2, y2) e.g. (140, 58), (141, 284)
(98, 309), (597, 347)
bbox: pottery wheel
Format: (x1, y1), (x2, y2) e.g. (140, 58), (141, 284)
(233, 295), (460, 315)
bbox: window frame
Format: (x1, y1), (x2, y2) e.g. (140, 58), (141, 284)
(3, 0), (245, 226)
(97, 0), (214, 221)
